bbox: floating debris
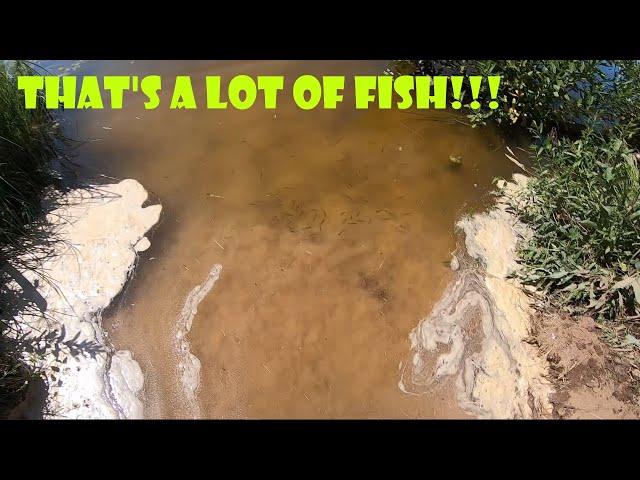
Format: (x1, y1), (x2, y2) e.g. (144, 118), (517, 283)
(449, 155), (463, 167)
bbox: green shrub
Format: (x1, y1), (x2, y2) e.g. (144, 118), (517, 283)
(412, 60), (640, 142)
(514, 128), (640, 321)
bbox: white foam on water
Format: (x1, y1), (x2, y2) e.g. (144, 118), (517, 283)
(11, 179), (162, 419)
(174, 264), (222, 418)
(400, 174), (553, 418)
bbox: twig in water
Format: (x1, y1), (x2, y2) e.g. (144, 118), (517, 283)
(504, 146), (531, 173)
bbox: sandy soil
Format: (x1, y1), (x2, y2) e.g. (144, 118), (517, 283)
(531, 313), (640, 419)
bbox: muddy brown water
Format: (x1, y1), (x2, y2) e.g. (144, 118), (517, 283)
(53, 60), (518, 418)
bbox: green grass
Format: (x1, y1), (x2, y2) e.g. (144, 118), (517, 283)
(0, 61), (64, 266)
(0, 60), (66, 417)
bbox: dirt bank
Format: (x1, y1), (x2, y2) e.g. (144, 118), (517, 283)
(531, 313), (640, 419)
(8, 179), (161, 419)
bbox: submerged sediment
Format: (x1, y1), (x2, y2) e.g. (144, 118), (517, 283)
(9, 179), (161, 419)
(401, 174), (554, 418)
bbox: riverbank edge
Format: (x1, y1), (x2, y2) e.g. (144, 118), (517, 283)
(8, 179), (161, 419)
(403, 172), (640, 419)
(401, 173), (555, 418)
(457, 173), (555, 417)
(492, 174), (640, 418)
